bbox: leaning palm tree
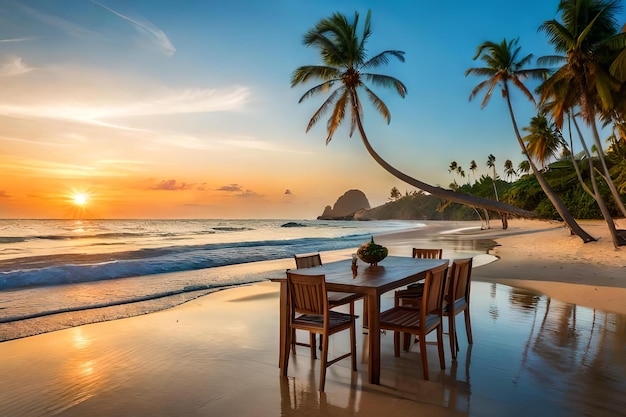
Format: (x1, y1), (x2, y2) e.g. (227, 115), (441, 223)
(291, 10), (537, 222)
(538, 0), (626, 219)
(465, 38), (594, 242)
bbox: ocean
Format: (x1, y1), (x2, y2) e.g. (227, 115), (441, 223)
(1, 218), (447, 341)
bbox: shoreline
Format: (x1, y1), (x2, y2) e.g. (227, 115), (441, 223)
(1, 218), (626, 416)
(3, 218), (625, 342)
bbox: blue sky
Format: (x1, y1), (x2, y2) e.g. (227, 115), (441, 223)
(0, 0), (623, 219)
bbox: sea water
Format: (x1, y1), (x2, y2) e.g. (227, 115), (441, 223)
(0, 219), (429, 340)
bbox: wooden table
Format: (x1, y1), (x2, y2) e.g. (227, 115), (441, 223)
(272, 255), (448, 385)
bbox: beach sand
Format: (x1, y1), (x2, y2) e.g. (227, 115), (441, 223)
(1, 219), (625, 416)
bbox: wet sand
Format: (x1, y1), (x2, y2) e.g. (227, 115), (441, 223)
(1, 219), (625, 416)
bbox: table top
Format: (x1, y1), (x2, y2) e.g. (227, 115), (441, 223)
(276, 256), (448, 295)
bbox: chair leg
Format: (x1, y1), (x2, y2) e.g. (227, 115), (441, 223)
(310, 333), (317, 359)
(418, 334), (429, 380)
(282, 326), (292, 376)
(394, 331), (401, 356)
(403, 332), (411, 352)
(465, 308), (473, 344)
(362, 299), (369, 330)
(448, 313), (457, 360)
(319, 333), (329, 392)
(350, 319), (357, 371)
(437, 325), (446, 371)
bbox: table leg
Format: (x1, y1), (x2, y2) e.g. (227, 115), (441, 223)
(278, 282), (287, 368)
(367, 293), (381, 385)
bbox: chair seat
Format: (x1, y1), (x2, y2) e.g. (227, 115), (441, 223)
(293, 311), (355, 330)
(379, 307), (441, 333)
(444, 298), (467, 314)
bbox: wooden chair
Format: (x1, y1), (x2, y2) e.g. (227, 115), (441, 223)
(395, 248), (443, 307)
(444, 258), (473, 359)
(291, 253), (363, 358)
(412, 248), (443, 259)
(281, 271), (357, 392)
(379, 262), (448, 380)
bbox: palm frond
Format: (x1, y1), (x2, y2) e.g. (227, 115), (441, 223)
(362, 85), (391, 123)
(291, 66), (340, 87)
(362, 50), (406, 69)
(511, 77), (537, 104)
(298, 80), (338, 103)
(362, 73), (407, 97)
(539, 20), (573, 52)
(349, 92), (363, 137)
(306, 89), (340, 132)
(326, 90), (349, 143)
(536, 54), (568, 67)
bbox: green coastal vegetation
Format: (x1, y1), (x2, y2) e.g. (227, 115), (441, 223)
(292, 0), (626, 246)
(368, 140), (626, 222)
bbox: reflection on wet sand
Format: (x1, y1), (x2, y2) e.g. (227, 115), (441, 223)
(1, 280), (625, 417)
(467, 281), (626, 417)
(277, 280), (626, 416)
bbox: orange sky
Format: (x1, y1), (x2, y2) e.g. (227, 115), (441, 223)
(3, 1), (608, 219)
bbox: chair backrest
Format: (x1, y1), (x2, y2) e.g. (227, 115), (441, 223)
(421, 263), (448, 315)
(447, 258), (473, 303)
(294, 253), (323, 269)
(412, 248), (443, 259)
(286, 271), (328, 317)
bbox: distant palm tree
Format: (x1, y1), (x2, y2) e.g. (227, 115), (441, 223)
(466, 38), (594, 242)
(504, 159), (517, 181)
(486, 154), (499, 200)
(292, 10), (536, 220)
(469, 160), (478, 184)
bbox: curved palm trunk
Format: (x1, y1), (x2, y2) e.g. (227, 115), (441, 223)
(503, 88), (595, 243)
(572, 117), (626, 248)
(349, 105), (538, 220)
(589, 119), (626, 218)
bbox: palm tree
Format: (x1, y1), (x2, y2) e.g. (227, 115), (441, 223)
(469, 159), (478, 184)
(523, 114), (566, 169)
(538, 0), (626, 220)
(486, 154), (499, 200)
(465, 38), (594, 242)
(518, 160), (531, 174)
(291, 10), (536, 221)
(504, 159), (517, 181)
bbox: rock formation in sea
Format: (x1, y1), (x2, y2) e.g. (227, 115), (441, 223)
(317, 189), (371, 220)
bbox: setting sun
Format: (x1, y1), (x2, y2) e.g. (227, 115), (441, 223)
(72, 193), (89, 206)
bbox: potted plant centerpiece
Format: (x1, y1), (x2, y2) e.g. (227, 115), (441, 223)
(357, 236), (388, 267)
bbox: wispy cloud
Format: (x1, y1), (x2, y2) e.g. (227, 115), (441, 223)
(217, 184), (242, 192)
(217, 184), (262, 198)
(0, 37), (39, 43)
(152, 179), (191, 191)
(90, 0), (175, 57)
(215, 135), (306, 153)
(0, 56), (34, 76)
(0, 85), (250, 128)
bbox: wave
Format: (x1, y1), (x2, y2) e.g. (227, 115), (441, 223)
(0, 284), (239, 324)
(0, 234), (369, 291)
